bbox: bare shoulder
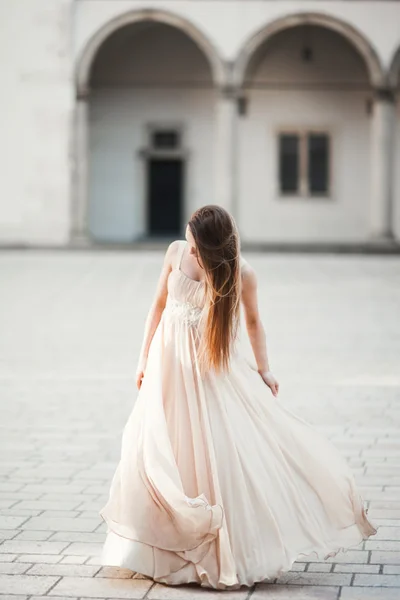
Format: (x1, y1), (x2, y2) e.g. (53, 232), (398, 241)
(167, 239), (182, 254)
(239, 255), (257, 288)
(163, 240), (184, 271)
(164, 239), (182, 266)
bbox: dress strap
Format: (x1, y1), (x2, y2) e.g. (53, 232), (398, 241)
(176, 240), (186, 270)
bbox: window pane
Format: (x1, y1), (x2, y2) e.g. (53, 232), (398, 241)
(152, 131), (180, 150)
(279, 134), (299, 194)
(308, 134), (329, 194)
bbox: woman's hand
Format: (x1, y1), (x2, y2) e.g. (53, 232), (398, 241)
(136, 361), (147, 390)
(259, 370), (279, 397)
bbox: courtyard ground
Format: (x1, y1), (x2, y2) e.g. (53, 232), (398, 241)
(0, 250), (400, 600)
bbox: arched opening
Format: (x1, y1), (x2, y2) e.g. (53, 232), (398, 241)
(234, 15), (385, 244)
(73, 11), (224, 243)
(235, 13), (383, 89)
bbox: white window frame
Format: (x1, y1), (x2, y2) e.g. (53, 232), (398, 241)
(277, 129), (332, 199)
(147, 122), (184, 154)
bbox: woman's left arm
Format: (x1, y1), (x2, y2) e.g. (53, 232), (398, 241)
(241, 261), (280, 397)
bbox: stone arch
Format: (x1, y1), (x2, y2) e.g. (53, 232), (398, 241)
(234, 12), (385, 88)
(76, 8), (227, 96)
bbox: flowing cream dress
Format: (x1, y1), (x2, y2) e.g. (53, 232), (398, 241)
(99, 240), (378, 589)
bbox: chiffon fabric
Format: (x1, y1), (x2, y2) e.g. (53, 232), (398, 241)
(99, 240), (378, 589)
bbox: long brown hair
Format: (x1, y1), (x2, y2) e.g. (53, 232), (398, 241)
(188, 205), (241, 373)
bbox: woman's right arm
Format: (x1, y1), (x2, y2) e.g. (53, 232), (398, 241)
(136, 240), (179, 389)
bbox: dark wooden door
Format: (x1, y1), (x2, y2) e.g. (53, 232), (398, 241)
(148, 159), (183, 236)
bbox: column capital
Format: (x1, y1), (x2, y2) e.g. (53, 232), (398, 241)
(373, 87), (395, 103)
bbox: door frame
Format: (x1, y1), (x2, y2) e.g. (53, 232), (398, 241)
(139, 122), (190, 237)
(146, 156), (185, 237)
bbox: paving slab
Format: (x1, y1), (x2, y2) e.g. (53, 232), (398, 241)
(276, 572), (352, 586)
(252, 584), (339, 599)
(353, 573), (400, 586)
(48, 576), (152, 598)
(148, 583), (248, 600)
(0, 574), (59, 595)
(0, 540), (69, 555)
(26, 563), (101, 577)
(340, 588), (400, 599)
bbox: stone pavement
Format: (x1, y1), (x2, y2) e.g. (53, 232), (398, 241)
(0, 250), (400, 600)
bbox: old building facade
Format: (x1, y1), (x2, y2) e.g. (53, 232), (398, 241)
(2, 1), (400, 246)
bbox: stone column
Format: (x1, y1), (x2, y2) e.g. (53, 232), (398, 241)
(71, 93), (90, 244)
(370, 89), (396, 241)
(214, 85), (237, 217)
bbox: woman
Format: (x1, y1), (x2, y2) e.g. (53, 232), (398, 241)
(99, 205), (377, 589)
